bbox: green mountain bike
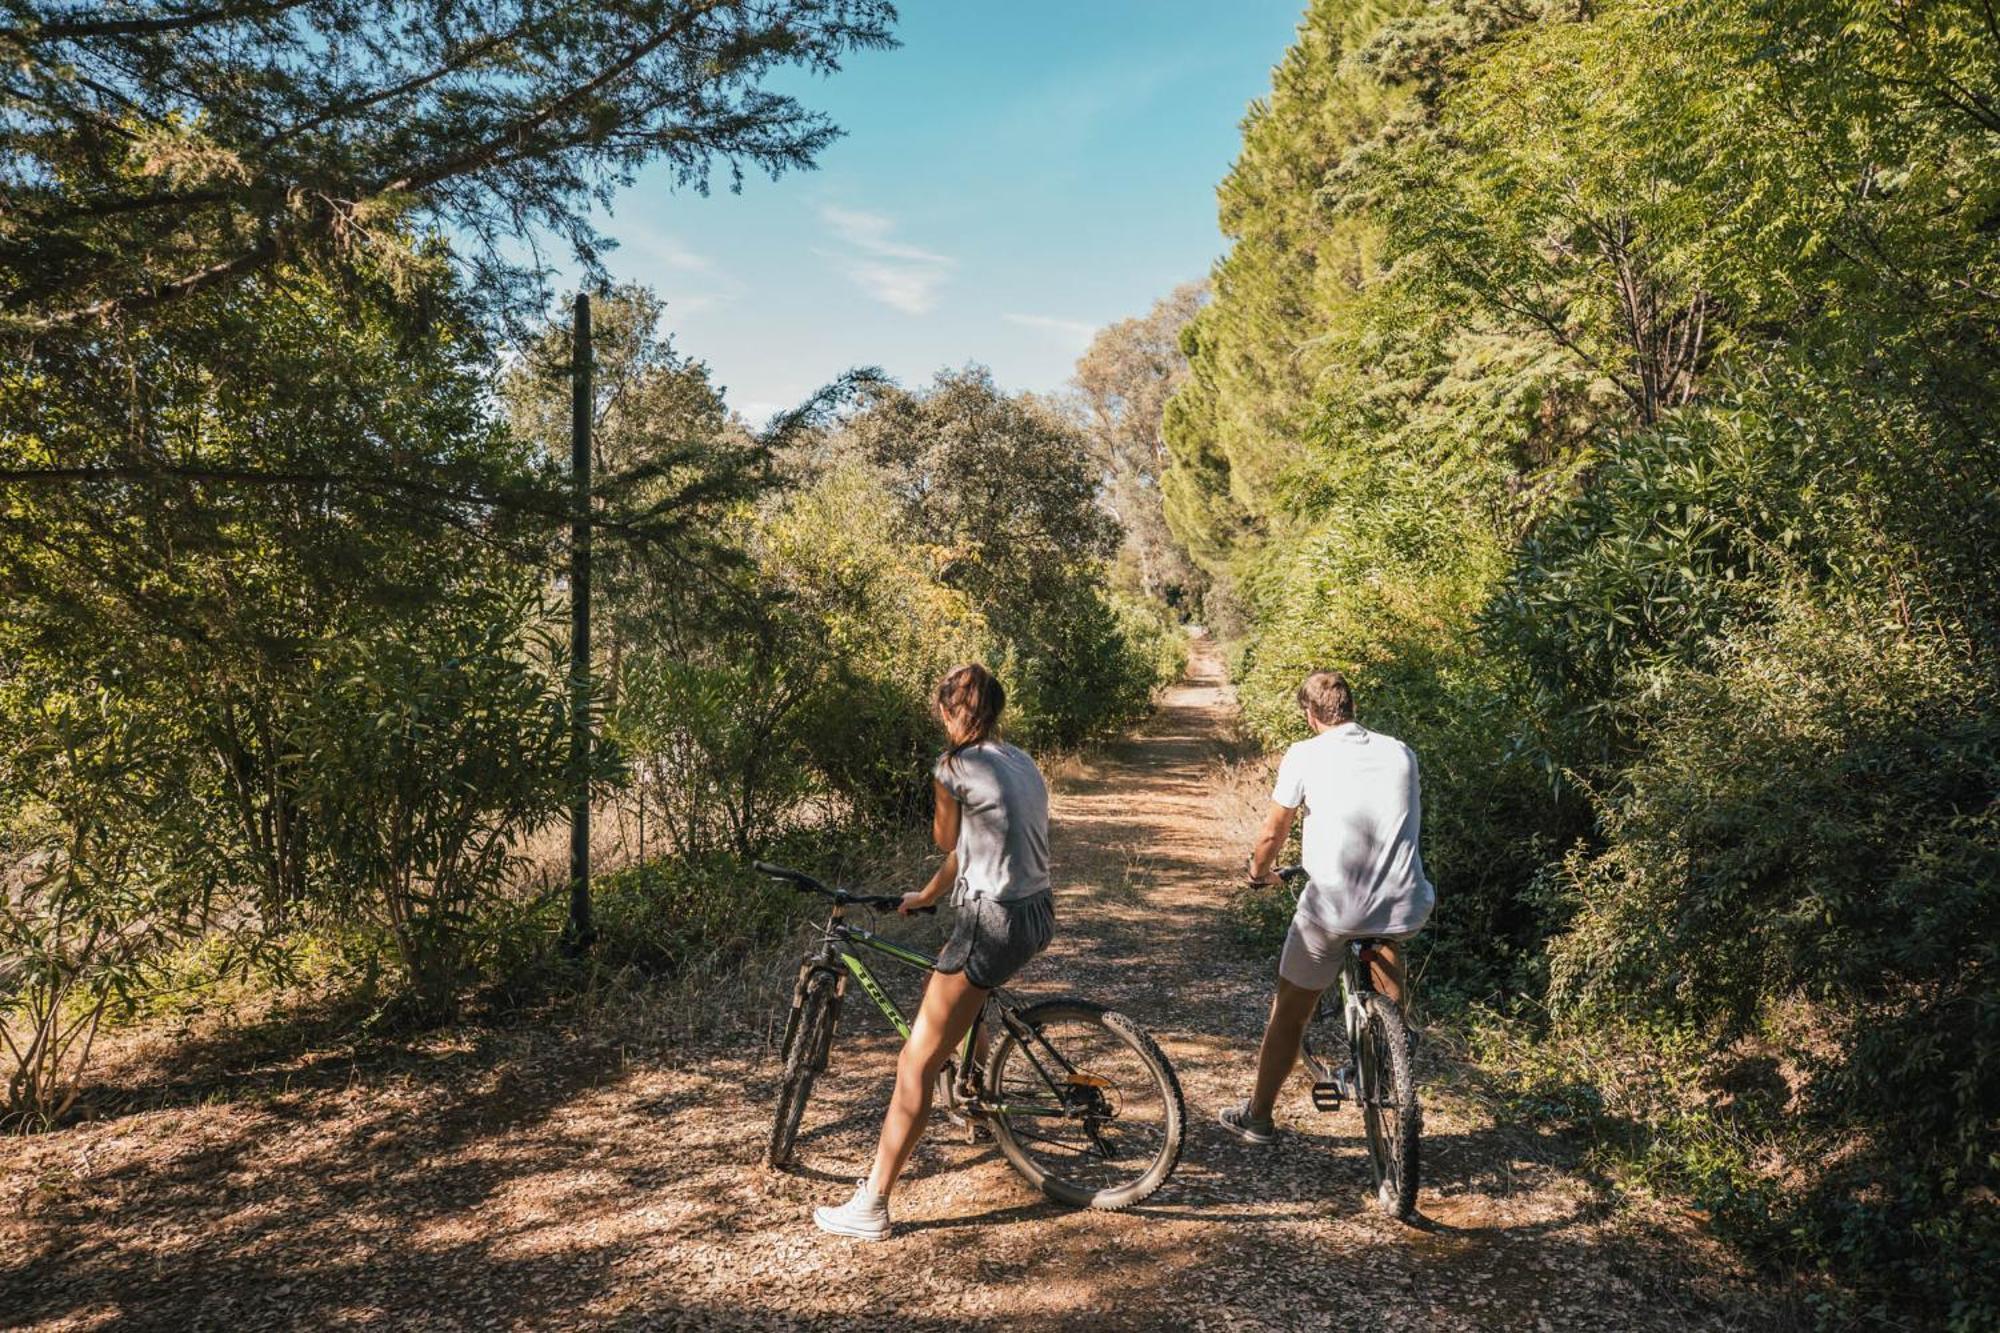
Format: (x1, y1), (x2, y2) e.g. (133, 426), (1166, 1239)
(1277, 865), (1422, 1219)
(756, 860), (1186, 1210)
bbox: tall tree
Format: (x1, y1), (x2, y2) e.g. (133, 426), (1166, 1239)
(1159, 1), (1406, 578)
(0, 0), (898, 335)
(1072, 281), (1206, 609)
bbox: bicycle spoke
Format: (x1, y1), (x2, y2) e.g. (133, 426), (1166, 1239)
(1007, 1115), (1162, 1163)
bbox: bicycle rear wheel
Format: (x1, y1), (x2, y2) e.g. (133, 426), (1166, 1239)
(985, 998), (1185, 1209)
(767, 969), (839, 1169)
(1356, 992), (1420, 1218)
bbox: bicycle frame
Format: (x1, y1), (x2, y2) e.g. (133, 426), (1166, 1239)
(798, 900), (1085, 1121)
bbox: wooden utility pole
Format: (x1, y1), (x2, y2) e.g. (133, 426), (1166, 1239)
(564, 292), (595, 956)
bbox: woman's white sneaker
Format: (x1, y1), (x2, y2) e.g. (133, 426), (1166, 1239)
(813, 1181), (891, 1241)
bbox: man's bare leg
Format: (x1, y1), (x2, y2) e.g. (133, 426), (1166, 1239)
(1366, 943), (1405, 1008)
(1248, 977), (1325, 1122)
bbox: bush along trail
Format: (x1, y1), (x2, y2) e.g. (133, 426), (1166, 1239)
(3, 641), (1787, 1331)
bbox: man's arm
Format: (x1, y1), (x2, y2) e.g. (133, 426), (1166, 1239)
(1246, 801), (1297, 886)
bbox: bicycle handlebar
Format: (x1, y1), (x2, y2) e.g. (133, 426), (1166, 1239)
(751, 860), (937, 915)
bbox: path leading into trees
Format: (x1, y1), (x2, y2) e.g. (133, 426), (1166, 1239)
(4, 639), (1779, 1330)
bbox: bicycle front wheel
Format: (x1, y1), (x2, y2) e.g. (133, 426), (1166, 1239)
(1356, 992), (1420, 1219)
(985, 998), (1185, 1209)
(767, 968), (839, 1169)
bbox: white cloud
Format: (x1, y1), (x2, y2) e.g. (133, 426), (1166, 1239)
(620, 222), (714, 273)
(1004, 312), (1100, 353)
(664, 293), (723, 317)
(602, 221), (737, 323)
(820, 205), (954, 315)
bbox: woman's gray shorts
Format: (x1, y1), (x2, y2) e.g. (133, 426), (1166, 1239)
(935, 891), (1055, 989)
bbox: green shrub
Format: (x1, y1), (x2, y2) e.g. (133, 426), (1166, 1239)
(296, 587), (601, 1018)
(1548, 594), (2000, 1327)
(0, 683), (213, 1129)
(804, 669), (940, 830)
(1003, 581), (1179, 751)
(588, 851), (807, 978)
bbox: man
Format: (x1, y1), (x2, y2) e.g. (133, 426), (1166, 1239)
(1218, 669), (1435, 1145)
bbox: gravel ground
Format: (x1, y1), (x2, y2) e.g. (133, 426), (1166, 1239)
(2, 641), (1790, 1331)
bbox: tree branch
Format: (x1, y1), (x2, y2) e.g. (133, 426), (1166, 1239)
(0, 0), (313, 44)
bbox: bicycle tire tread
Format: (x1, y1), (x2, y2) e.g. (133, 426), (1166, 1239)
(766, 971), (838, 1169)
(1359, 993), (1421, 1219)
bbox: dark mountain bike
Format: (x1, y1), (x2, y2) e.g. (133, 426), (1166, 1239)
(756, 860), (1186, 1210)
(1276, 865), (1422, 1219)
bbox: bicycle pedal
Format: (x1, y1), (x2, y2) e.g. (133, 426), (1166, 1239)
(1310, 1081), (1345, 1111)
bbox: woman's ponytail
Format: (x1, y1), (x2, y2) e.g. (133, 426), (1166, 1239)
(935, 663), (1005, 763)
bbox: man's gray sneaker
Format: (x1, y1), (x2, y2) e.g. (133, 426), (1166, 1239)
(813, 1180), (891, 1241)
(1216, 1100), (1278, 1146)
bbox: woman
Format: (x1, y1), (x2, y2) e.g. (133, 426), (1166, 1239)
(813, 663), (1056, 1241)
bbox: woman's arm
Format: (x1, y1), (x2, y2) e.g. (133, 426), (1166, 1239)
(901, 781), (961, 915)
(931, 779), (961, 853)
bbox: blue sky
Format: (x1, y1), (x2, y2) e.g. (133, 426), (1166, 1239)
(582, 1), (1306, 422)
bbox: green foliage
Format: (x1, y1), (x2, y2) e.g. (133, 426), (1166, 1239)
(1171, 0), (2000, 1320)
(2, 270), (625, 1088)
(0, 680), (214, 1128)
(1546, 595), (2000, 1323)
(589, 851), (807, 979)
(759, 457), (985, 828)
(819, 368), (1173, 755)
(295, 585), (600, 1017)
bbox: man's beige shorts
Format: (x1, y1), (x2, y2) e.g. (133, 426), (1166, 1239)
(1278, 914), (1420, 992)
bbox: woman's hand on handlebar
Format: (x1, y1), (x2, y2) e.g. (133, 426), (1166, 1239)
(899, 887), (943, 917)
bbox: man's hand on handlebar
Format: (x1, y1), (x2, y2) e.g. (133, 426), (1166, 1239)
(1245, 856), (1281, 889)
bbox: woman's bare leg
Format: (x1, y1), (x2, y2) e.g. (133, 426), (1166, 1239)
(866, 968), (989, 1197)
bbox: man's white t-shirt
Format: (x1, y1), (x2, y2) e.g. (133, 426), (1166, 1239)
(1271, 722), (1435, 937)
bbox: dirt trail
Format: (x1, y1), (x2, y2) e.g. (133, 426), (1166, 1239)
(4, 640), (1778, 1331)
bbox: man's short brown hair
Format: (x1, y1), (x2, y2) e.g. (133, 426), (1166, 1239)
(1297, 670), (1355, 726)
